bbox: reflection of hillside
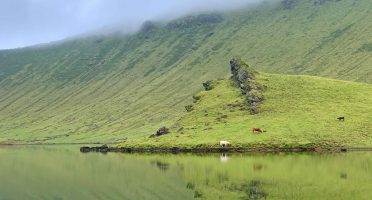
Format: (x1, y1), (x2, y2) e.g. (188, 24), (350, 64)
(156, 153), (372, 199)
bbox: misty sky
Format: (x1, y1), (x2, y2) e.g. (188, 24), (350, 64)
(0, 0), (266, 50)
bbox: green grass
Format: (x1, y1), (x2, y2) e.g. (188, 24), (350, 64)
(0, 0), (372, 144)
(121, 73), (372, 148)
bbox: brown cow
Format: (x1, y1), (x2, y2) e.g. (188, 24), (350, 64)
(252, 128), (263, 133)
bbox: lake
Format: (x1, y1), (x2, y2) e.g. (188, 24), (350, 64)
(0, 146), (371, 200)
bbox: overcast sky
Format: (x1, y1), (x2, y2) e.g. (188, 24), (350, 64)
(0, 0), (266, 50)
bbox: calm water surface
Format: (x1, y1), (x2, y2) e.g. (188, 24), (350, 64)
(1, 146), (372, 200)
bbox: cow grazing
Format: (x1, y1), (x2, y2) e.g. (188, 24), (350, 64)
(337, 117), (345, 121)
(220, 141), (231, 147)
(252, 128), (264, 133)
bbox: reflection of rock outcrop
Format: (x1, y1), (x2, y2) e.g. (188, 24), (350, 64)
(186, 182), (195, 190)
(340, 172), (347, 179)
(253, 164), (263, 172)
(194, 190), (203, 198)
(186, 182), (203, 199)
(245, 180), (267, 200)
(228, 180), (267, 200)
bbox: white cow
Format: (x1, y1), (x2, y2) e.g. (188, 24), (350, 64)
(220, 141), (231, 147)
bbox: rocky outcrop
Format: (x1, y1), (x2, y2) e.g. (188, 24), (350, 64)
(167, 13), (224, 30)
(80, 144), (109, 153)
(230, 58), (265, 114)
(202, 80), (215, 91)
(156, 127), (170, 136)
(149, 127), (170, 138)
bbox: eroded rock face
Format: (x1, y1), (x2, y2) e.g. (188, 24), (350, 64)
(167, 13), (224, 30)
(230, 58), (256, 86)
(230, 58), (265, 115)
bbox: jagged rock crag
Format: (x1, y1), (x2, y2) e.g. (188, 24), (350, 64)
(167, 13), (224, 30)
(230, 58), (265, 114)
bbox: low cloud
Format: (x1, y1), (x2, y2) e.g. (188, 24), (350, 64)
(0, 0), (268, 49)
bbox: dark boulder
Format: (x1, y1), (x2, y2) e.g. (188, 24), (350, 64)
(192, 95), (201, 103)
(185, 105), (194, 112)
(156, 127), (170, 136)
(80, 146), (90, 153)
(203, 80), (215, 91)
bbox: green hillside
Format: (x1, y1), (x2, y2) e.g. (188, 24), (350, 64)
(120, 59), (372, 149)
(0, 0), (371, 144)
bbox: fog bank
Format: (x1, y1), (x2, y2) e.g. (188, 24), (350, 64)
(0, 0), (268, 49)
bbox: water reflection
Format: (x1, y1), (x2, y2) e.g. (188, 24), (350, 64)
(1, 146), (372, 200)
(253, 163), (263, 171)
(220, 153), (229, 162)
(151, 160), (170, 171)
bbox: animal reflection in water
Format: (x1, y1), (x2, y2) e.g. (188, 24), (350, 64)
(220, 153), (229, 162)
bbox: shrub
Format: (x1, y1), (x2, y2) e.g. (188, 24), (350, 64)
(185, 105), (194, 112)
(203, 80), (215, 91)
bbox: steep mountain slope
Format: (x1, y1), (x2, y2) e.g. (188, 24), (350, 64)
(0, 0), (371, 144)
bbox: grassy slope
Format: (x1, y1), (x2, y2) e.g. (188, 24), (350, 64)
(0, 0), (372, 144)
(123, 73), (372, 148)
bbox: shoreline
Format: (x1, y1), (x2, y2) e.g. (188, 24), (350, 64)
(79, 145), (369, 153)
(3, 144), (372, 153)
